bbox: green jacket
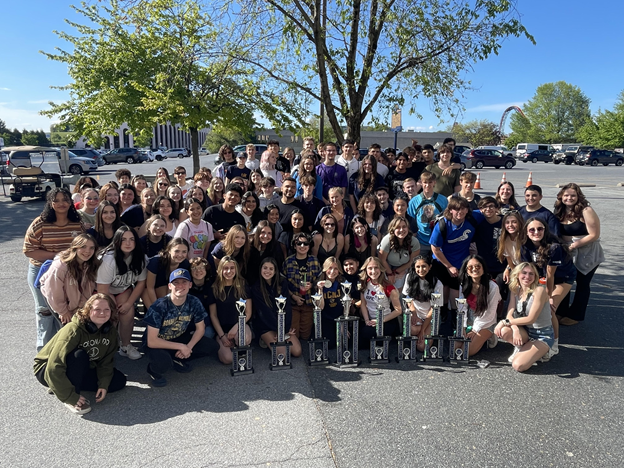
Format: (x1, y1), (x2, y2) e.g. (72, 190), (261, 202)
(33, 315), (119, 405)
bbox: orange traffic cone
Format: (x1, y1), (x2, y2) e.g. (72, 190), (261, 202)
(501, 172), (507, 184)
(526, 172), (533, 187)
(474, 172), (482, 190)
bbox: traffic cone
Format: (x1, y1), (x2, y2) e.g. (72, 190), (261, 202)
(501, 172), (507, 184)
(526, 172), (533, 187)
(474, 172), (482, 190)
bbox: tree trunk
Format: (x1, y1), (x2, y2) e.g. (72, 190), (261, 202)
(346, 113), (362, 148)
(190, 127), (199, 175)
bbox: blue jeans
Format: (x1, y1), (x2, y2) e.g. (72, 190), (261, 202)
(27, 262), (59, 351)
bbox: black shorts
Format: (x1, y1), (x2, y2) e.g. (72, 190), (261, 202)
(432, 259), (459, 290)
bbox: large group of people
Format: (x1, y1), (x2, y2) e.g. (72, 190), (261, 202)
(26, 137), (604, 414)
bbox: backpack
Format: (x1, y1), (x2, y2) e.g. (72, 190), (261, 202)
(436, 211), (478, 242)
(34, 259), (54, 289)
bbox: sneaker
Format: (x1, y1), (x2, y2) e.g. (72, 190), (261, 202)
(172, 359), (193, 373)
(147, 364), (167, 387)
(119, 344), (142, 360)
(507, 346), (520, 363)
(540, 350), (552, 362)
(559, 317), (579, 326)
(259, 338), (268, 349)
(65, 400), (91, 415)
(487, 334), (499, 349)
(551, 339), (559, 355)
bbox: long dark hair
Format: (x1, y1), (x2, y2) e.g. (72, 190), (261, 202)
(357, 193), (382, 221)
(405, 254), (438, 303)
(347, 215), (372, 247)
(41, 188), (81, 223)
(356, 154), (378, 192)
(258, 257), (283, 307)
(152, 195), (178, 221)
(158, 237), (190, 273)
(495, 181), (519, 208)
(523, 217), (561, 268)
(103, 225), (145, 275)
(458, 255), (491, 317)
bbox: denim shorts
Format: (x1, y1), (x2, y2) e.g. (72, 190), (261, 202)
(526, 325), (555, 349)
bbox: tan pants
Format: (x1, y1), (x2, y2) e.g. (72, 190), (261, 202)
(291, 304), (313, 340)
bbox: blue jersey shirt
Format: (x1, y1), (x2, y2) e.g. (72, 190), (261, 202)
(430, 211), (485, 268)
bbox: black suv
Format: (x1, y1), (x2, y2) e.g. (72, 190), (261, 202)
(554, 145), (593, 165)
(102, 147), (147, 164)
(576, 149), (624, 166)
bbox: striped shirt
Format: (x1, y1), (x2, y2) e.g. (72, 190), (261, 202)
(23, 216), (84, 267)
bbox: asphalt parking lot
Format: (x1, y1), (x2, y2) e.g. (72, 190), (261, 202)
(1, 162), (623, 467)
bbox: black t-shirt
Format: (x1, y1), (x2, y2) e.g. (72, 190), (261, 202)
(276, 156), (291, 174)
(385, 170), (411, 199)
(139, 234), (172, 258)
(226, 165), (252, 181)
(86, 227), (113, 250)
(297, 195), (326, 231)
(408, 162), (427, 182)
(147, 256), (191, 289)
(274, 198), (303, 229)
(202, 204), (246, 236)
(342, 273), (362, 301)
(209, 284), (252, 331)
(251, 278), (292, 335)
(120, 204), (145, 229)
(474, 218), (504, 274)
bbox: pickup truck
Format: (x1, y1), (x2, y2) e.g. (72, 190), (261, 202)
(553, 145), (593, 165)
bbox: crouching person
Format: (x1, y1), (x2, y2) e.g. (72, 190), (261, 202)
(34, 293), (127, 415)
(144, 268), (219, 387)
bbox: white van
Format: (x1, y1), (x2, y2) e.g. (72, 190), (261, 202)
(515, 143), (551, 158)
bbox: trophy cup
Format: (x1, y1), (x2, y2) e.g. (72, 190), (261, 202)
(449, 298), (471, 364)
(307, 293), (330, 366)
(230, 299), (254, 376)
(422, 292), (446, 363)
(369, 301), (391, 364)
(334, 281), (360, 368)
(270, 295), (293, 370)
(397, 295), (418, 362)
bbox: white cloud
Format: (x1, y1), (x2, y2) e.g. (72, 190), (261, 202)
(0, 87), (10, 91)
(0, 102), (55, 130)
(466, 101), (525, 113)
(27, 99), (52, 104)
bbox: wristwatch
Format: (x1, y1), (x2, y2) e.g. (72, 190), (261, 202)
(504, 319), (511, 327)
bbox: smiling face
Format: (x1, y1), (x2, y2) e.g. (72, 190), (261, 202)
(105, 189), (119, 205)
(267, 208), (280, 224)
(403, 180), (417, 197)
(562, 188), (578, 207)
(393, 220), (408, 239)
(413, 258), (430, 278)
(148, 219), (166, 238)
(259, 226), (272, 244)
(466, 258), (483, 281)
(134, 179), (147, 193)
(343, 259), (359, 275)
(187, 202), (203, 221)
(170, 244), (188, 264)
(142, 189), (156, 207)
(353, 220), (367, 238)
(329, 190), (343, 207)
(83, 190), (100, 211)
(156, 169), (167, 179)
(214, 179), (224, 192)
(221, 261), (237, 281)
(366, 262), (381, 282)
(89, 299), (112, 327)
(396, 156), (408, 171)
(291, 213), (304, 230)
(393, 199), (407, 216)
(524, 189), (542, 209)
(158, 199), (172, 217)
(295, 236), (310, 255)
(169, 278), (191, 299)
(251, 171), (262, 185)
(303, 158), (315, 173)
(361, 159), (373, 174)
(224, 190), (241, 208)
(518, 265), (536, 288)
(120, 189), (135, 207)
(526, 220), (545, 243)
(376, 189), (388, 206)
(76, 240), (96, 263)
(450, 207), (468, 224)
(282, 181), (296, 199)
(191, 262), (207, 281)
(120, 231), (136, 255)
(261, 262), (276, 281)
(243, 196), (257, 214)
(498, 183), (513, 203)
(168, 187), (182, 201)
(101, 205), (117, 226)
(325, 263), (340, 281)
(438, 149), (452, 164)
(504, 215), (519, 235)
(233, 231), (247, 249)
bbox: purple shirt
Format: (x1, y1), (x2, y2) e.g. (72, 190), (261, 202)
(316, 163), (348, 198)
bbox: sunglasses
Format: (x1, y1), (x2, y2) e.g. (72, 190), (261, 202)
(158, 182), (169, 186)
(528, 227), (545, 233)
(467, 265), (482, 271)
(296, 242), (310, 247)
(324, 223), (336, 227)
(175, 172), (186, 176)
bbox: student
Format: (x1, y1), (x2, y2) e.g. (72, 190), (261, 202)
(343, 216), (379, 267)
(173, 166), (192, 196)
(474, 197), (506, 302)
(403, 146), (426, 182)
(349, 155), (386, 212)
(188, 256), (217, 339)
(268, 139), (291, 174)
(185, 186), (208, 211)
(450, 171), (481, 210)
(144, 238), (191, 310)
(155, 177), (171, 197)
(519, 185), (561, 237)
(119, 184), (145, 229)
(279, 209), (307, 259)
(87, 200), (121, 250)
(402, 178), (418, 201)
(312, 213), (344, 267)
(156, 167), (171, 183)
(132, 175), (148, 197)
(167, 185), (184, 221)
(282, 147), (296, 175)
(201, 183), (246, 241)
(244, 143), (260, 170)
(77, 187), (99, 229)
(283, 232), (321, 340)
(403, 255), (443, 351)
(260, 150), (285, 188)
(357, 193), (386, 238)
(297, 175), (326, 232)
(456, 255), (501, 355)
(139, 214), (172, 258)
(317, 142), (348, 200)
(378, 216), (420, 288)
(34, 293), (127, 414)
(206, 177), (225, 207)
(235, 191), (264, 233)
(144, 268), (219, 386)
(152, 195), (179, 237)
(315, 257), (348, 348)
(391, 197), (418, 234)
(226, 152), (252, 185)
(211, 223), (252, 277)
(115, 168), (132, 186)
(341, 255), (362, 303)
(315, 187), (354, 236)
(497, 211), (525, 284)
(358, 256), (402, 347)
(40, 233), (99, 330)
(252, 220), (285, 268)
(24, 188), (85, 351)
(265, 203), (284, 240)
(140, 187), (157, 222)
(336, 138), (360, 178)
(495, 181), (520, 215)
(96, 226), (147, 360)
(174, 197), (215, 259)
(99, 183), (121, 213)
(385, 153), (412, 199)
(209, 257), (253, 365)
(273, 177), (303, 227)
(375, 186), (395, 220)
(249, 169), (264, 196)
(495, 262), (554, 371)
(252, 257), (302, 356)
(258, 176), (280, 210)
(425, 144), (461, 197)
(213, 145), (236, 181)
(368, 144), (389, 178)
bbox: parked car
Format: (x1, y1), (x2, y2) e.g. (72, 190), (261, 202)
(454, 144), (471, 156)
(70, 148), (105, 166)
(149, 148), (167, 161)
(102, 147), (147, 164)
(515, 143), (551, 159)
(214, 144), (270, 164)
(476, 145), (515, 158)
(138, 148), (155, 162)
(164, 147), (189, 159)
(576, 149), (624, 166)
(5, 146), (98, 175)
(463, 148), (515, 169)
(521, 149), (552, 163)
(554, 145), (593, 165)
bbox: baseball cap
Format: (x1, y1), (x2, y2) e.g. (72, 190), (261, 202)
(169, 268), (192, 283)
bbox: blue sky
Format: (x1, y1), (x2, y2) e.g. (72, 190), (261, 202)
(1, 0), (623, 134)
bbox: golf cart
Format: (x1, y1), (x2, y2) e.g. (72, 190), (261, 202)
(1, 147), (77, 202)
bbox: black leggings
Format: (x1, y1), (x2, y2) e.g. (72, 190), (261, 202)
(36, 348), (127, 395)
(556, 266), (598, 322)
(147, 328), (219, 375)
(358, 317), (401, 349)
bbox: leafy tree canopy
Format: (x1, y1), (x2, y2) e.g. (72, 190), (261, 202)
(452, 119), (502, 147)
(577, 90), (624, 149)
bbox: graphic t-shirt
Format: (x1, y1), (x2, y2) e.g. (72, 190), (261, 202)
(144, 295), (207, 340)
(429, 211), (485, 269)
(226, 165), (252, 181)
(322, 280), (344, 320)
(407, 193), (448, 247)
(363, 281), (396, 320)
(96, 253), (148, 295)
(174, 219), (215, 258)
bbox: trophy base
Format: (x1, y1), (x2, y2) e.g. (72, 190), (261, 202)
(422, 336), (447, 363)
(307, 338), (330, 366)
(269, 340), (293, 371)
(396, 336), (419, 362)
(230, 346), (254, 376)
(334, 316), (360, 368)
(369, 336), (392, 364)
(448, 338), (471, 364)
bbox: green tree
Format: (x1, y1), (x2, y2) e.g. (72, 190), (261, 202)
(41, 0), (303, 173)
(577, 90), (624, 149)
(21, 131), (40, 146)
(452, 119), (502, 147)
(204, 124), (255, 153)
(509, 81), (591, 144)
(233, 0), (533, 145)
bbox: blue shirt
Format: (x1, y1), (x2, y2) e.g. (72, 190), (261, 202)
(430, 211), (485, 269)
(144, 295), (207, 341)
(519, 206), (561, 238)
(407, 192), (448, 247)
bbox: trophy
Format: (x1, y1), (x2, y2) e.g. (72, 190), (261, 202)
(369, 302), (391, 364)
(230, 299), (254, 376)
(396, 295), (418, 362)
(270, 295), (293, 370)
(307, 293), (330, 366)
(449, 298), (471, 364)
(422, 292), (446, 363)
(334, 281), (360, 367)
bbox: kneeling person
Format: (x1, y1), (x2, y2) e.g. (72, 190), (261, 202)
(144, 268), (218, 387)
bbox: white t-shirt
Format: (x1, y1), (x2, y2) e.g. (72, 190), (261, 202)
(363, 281), (395, 320)
(97, 252), (148, 295)
(165, 220), (179, 238)
(174, 219), (215, 258)
(178, 181), (193, 197)
(246, 159), (260, 171)
(402, 274), (443, 320)
(337, 156), (360, 178)
(377, 164), (389, 178)
(261, 169), (284, 187)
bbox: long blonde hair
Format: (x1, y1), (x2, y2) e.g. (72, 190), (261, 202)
(212, 256), (248, 302)
(223, 224), (251, 274)
(508, 262), (540, 295)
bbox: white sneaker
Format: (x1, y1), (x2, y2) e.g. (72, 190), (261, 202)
(119, 344), (142, 360)
(65, 400), (91, 415)
(507, 346), (520, 362)
(487, 334), (499, 349)
(551, 339), (559, 355)
(540, 350), (552, 362)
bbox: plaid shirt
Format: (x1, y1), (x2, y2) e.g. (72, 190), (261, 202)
(283, 255), (321, 306)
